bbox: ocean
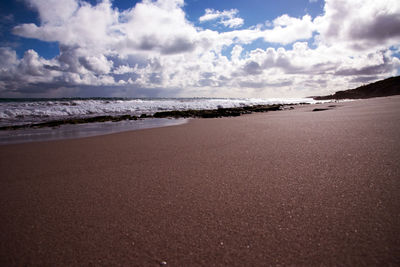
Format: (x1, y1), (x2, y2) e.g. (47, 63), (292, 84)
(0, 97), (319, 144)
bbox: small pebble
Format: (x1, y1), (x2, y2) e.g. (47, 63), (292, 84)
(160, 261), (167, 265)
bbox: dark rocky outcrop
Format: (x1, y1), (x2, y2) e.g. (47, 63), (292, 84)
(312, 108), (330, 112)
(153, 105), (282, 118)
(0, 104), (284, 130)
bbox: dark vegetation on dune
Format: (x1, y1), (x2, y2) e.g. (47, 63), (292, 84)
(314, 76), (400, 100)
(0, 104), (284, 130)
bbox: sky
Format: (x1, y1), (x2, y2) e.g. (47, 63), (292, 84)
(0, 0), (399, 98)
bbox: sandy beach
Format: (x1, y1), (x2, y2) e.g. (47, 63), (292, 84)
(1, 96), (399, 266)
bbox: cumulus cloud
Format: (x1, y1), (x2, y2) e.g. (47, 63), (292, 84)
(1, 0), (399, 98)
(262, 14), (315, 44)
(199, 8), (244, 28)
(314, 0), (400, 51)
(25, 0), (79, 25)
(0, 48), (64, 93)
(0, 47), (17, 69)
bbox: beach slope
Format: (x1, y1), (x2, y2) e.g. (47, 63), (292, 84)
(1, 96), (399, 266)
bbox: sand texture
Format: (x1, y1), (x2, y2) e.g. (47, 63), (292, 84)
(1, 96), (400, 266)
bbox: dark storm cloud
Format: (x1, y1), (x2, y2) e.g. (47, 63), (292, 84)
(137, 35), (195, 55)
(0, 80), (73, 95)
(243, 61), (262, 75)
(57, 45), (83, 73)
(239, 80), (293, 88)
(198, 78), (214, 86)
(160, 37), (195, 55)
(335, 60), (394, 76)
(349, 76), (380, 84)
(0, 47), (17, 68)
(261, 53), (303, 74)
(350, 14), (400, 41)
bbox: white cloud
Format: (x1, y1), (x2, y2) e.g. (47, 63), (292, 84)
(263, 14), (315, 44)
(113, 65), (135, 75)
(13, 0), (119, 49)
(115, 0), (197, 55)
(199, 8), (244, 28)
(314, 0), (400, 51)
(79, 55), (113, 74)
(0, 47), (17, 70)
(1, 0), (399, 98)
(25, 0), (79, 25)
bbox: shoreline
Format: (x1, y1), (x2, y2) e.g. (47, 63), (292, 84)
(0, 103), (286, 131)
(0, 117), (188, 145)
(0, 97), (320, 130)
(0, 103), (303, 145)
(1, 96), (399, 265)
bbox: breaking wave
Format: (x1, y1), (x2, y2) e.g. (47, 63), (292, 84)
(0, 97), (318, 127)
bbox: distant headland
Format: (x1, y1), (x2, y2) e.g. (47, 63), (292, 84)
(314, 76), (400, 100)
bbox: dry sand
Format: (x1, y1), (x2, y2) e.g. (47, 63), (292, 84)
(1, 96), (399, 266)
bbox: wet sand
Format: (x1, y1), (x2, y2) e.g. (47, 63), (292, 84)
(1, 96), (399, 266)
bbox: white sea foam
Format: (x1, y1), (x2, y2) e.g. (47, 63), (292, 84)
(0, 97), (320, 127)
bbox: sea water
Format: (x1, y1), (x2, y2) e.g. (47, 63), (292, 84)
(0, 97), (318, 144)
(0, 117), (187, 144)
